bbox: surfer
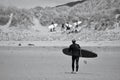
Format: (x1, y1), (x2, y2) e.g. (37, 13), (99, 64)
(69, 39), (81, 73)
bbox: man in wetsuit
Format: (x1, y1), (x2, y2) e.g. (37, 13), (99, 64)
(69, 39), (81, 73)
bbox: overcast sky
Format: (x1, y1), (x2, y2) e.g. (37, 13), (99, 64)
(0, 0), (78, 9)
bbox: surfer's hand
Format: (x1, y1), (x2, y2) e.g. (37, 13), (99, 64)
(83, 60), (87, 64)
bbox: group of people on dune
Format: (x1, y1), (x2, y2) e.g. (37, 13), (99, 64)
(48, 20), (82, 33)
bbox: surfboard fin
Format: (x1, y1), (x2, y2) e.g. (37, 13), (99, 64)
(83, 60), (87, 64)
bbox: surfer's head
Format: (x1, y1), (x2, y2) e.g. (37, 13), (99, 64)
(72, 39), (76, 44)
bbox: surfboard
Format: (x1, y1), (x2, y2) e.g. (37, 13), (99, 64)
(62, 48), (97, 58)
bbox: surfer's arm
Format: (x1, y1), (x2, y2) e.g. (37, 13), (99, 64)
(79, 48), (82, 57)
(68, 45), (72, 52)
(79, 46), (82, 57)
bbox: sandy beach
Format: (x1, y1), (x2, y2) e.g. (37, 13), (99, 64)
(0, 40), (120, 47)
(0, 46), (120, 80)
(1, 0), (120, 79)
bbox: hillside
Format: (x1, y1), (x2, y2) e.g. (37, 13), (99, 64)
(0, 0), (120, 41)
(0, 6), (34, 28)
(56, 0), (87, 7)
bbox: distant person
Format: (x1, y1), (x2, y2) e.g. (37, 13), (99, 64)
(69, 39), (81, 73)
(48, 22), (56, 32)
(51, 22), (56, 31)
(61, 23), (65, 31)
(65, 22), (71, 30)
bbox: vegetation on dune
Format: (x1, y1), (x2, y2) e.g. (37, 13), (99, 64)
(32, 0), (120, 27)
(0, 6), (34, 29)
(0, 0), (120, 41)
(0, 0), (120, 28)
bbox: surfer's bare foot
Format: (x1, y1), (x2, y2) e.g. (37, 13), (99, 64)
(76, 71), (78, 74)
(71, 71), (75, 74)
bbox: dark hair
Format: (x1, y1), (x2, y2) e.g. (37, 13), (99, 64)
(51, 22), (54, 24)
(72, 39), (76, 43)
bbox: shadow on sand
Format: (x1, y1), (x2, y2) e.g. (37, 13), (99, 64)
(65, 72), (99, 76)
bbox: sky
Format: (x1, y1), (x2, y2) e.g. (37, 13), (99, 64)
(0, 0), (78, 9)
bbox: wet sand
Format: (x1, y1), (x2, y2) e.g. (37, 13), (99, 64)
(0, 46), (120, 80)
(0, 41), (120, 47)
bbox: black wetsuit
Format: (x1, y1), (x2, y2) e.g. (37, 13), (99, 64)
(69, 43), (81, 72)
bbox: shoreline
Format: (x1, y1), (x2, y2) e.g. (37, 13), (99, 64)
(0, 41), (120, 47)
